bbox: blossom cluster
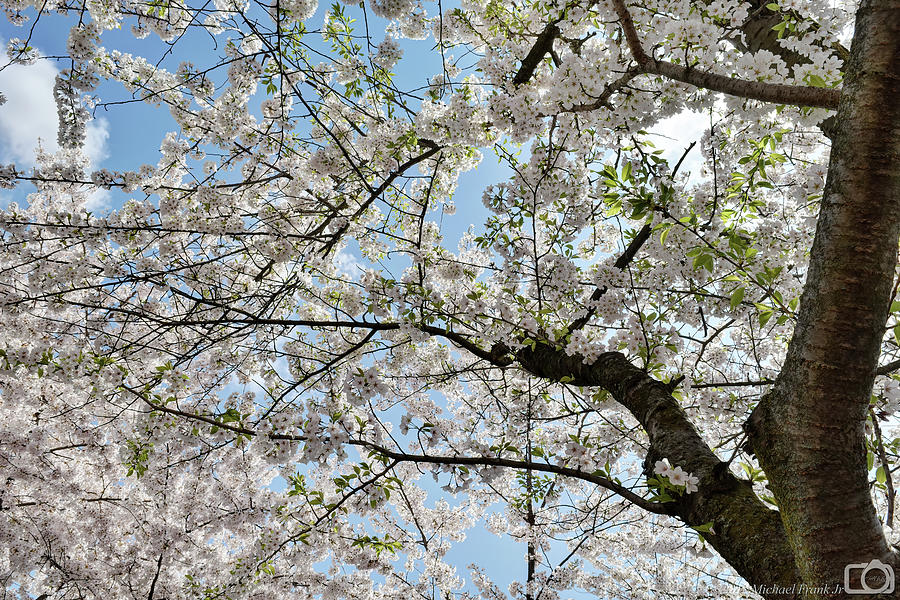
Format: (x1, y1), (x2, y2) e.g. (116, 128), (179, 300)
(655, 459), (700, 495)
(0, 0), (869, 597)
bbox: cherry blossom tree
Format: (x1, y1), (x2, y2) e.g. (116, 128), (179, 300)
(0, 0), (898, 597)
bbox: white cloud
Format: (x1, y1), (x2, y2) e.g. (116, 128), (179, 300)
(0, 43), (109, 169)
(334, 246), (363, 278)
(83, 116), (111, 167)
(648, 109), (710, 179)
(83, 188), (112, 212)
(0, 56), (58, 164)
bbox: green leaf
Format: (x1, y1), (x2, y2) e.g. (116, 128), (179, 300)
(692, 521), (715, 534)
(730, 287), (746, 310)
(692, 253), (714, 272)
(603, 164), (618, 181)
(660, 225), (671, 245)
(877, 466), (887, 484)
(806, 74), (827, 88)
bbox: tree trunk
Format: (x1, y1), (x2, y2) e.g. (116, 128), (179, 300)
(745, 0), (900, 594)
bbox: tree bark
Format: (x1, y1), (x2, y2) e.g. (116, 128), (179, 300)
(745, 0), (900, 595)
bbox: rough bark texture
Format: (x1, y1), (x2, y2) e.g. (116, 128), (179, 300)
(745, 0), (900, 595)
(516, 347), (800, 598)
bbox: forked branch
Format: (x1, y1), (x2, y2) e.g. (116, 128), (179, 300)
(620, 0), (839, 109)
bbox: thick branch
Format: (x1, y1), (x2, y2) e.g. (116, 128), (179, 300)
(561, 58), (815, 119)
(646, 60), (840, 109)
(513, 21), (561, 85)
(609, 0), (840, 110)
(514, 345), (799, 597)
